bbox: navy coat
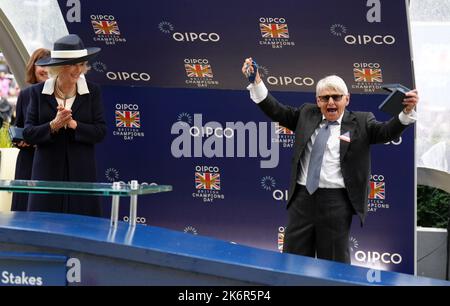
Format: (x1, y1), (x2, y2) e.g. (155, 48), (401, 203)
(23, 79), (107, 216)
(11, 86), (35, 211)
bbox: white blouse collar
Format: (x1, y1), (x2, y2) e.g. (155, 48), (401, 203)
(42, 74), (90, 95)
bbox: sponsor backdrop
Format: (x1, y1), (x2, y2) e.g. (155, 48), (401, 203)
(57, 0), (415, 273)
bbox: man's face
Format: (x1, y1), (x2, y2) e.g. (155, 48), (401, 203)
(316, 89), (349, 121)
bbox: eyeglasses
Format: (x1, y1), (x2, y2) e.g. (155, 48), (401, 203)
(318, 94), (344, 102)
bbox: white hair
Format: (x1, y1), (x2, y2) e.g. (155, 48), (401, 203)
(316, 75), (349, 96)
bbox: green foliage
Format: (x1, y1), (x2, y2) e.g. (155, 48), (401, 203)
(417, 185), (450, 228)
(0, 121), (13, 148)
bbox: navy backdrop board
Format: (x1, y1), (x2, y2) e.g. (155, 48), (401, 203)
(59, 0), (415, 273)
(60, 0), (413, 93)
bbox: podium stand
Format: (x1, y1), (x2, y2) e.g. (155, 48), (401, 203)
(1, 211), (449, 286)
(0, 180), (449, 286)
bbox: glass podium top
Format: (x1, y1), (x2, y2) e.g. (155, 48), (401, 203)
(0, 180), (172, 196)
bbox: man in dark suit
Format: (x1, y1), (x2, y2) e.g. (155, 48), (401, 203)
(242, 58), (419, 263)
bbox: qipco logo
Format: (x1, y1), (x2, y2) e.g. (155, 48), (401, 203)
(370, 174), (385, 182)
(184, 58), (209, 65)
(189, 126), (234, 139)
(273, 189), (289, 201)
(172, 32), (220, 42)
(115, 103), (139, 111)
(195, 165), (219, 173)
(90, 15), (115, 21)
(344, 34), (396, 45)
(353, 62), (380, 69)
(259, 17), (287, 24)
(384, 137), (402, 146)
(106, 71), (151, 82)
(354, 251), (402, 265)
(266, 76), (314, 87)
(123, 216), (147, 224)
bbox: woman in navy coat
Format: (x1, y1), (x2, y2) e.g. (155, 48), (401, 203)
(11, 48), (50, 211)
(23, 34), (106, 217)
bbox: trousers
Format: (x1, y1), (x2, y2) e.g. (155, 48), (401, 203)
(283, 184), (355, 263)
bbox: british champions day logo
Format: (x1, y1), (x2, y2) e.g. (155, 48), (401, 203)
(184, 59), (219, 88)
(158, 21), (221, 43)
(259, 18), (295, 49)
(193, 166), (224, 203)
(351, 62), (383, 92)
(277, 226), (286, 252)
(113, 104), (145, 141)
(171, 113), (279, 168)
(368, 174), (389, 212)
(91, 14), (126, 45)
(273, 123), (295, 148)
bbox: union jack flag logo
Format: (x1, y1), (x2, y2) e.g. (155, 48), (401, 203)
(185, 64), (213, 78)
(91, 20), (121, 35)
(277, 231), (285, 252)
(195, 172), (220, 190)
(115, 111), (140, 128)
(353, 68), (383, 82)
(369, 181), (385, 199)
(275, 122), (294, 135)
(260, 23), (289, 38)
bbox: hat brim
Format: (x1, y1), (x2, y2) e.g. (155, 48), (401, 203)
(35, 47), (101, 67)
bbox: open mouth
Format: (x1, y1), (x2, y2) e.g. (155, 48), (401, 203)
(327, 108), (338, 113)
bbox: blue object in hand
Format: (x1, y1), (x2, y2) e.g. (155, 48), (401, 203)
(246, 60), (259, 83)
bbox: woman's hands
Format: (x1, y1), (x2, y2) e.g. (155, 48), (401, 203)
(50, 105), (72, 132)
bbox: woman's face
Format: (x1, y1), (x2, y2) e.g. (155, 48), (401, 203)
(34, 65), (48, 83)
(59, 62), (86, 85)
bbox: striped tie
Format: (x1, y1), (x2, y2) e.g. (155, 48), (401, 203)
(305, 120), (338, 194)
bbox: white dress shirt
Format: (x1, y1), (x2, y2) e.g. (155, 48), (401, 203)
(247, 81), (417, 188)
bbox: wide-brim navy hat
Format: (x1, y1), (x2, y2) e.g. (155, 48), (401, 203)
(35, 34), (101, 67)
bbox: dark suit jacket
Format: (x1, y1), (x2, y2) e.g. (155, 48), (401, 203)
(11, 86), (35, 211)
(258, 93), (410, 223)
(23, 80), (107, 216)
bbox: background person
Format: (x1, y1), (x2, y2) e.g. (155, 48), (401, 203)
(0, 97), (11, 128)
(11, 48), (50, 211)
(242, 57), (419, 263)
(23, 34), (106, 217)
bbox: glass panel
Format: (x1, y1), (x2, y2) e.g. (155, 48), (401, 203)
(0, 179), (172, 196)
(410, 0), (450, 174)
(0, 0), (68, 53)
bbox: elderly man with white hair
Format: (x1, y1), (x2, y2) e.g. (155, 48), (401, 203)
(242, 57), (419, 263)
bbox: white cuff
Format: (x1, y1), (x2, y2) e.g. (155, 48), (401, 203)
(246, 81), (268, 104)
(398, 109), (417, 125)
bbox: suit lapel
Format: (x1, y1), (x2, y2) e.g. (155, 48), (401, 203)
(340, 110), (357, 163)
(304, 108), (323, 141)
(295, 108), (322, 157)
